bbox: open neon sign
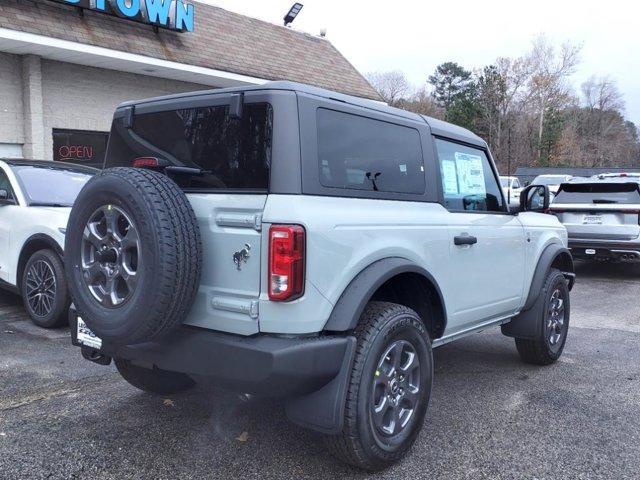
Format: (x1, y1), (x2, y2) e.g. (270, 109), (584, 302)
(46, 0), (195, 32)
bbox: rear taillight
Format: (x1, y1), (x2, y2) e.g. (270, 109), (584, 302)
(269, 225), (305, 301)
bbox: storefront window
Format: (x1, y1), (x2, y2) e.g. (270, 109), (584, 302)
(53, 129), (108, 168)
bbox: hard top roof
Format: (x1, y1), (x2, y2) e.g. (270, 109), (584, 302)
(117, 81), (485, 146)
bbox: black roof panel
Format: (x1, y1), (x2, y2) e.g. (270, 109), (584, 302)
(117, 81), (484, 146)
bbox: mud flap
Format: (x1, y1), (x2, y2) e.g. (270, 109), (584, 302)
(501, 285), (545, 340)
(284, 336), (356, 434)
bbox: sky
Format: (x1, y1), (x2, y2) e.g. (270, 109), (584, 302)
(198, 0), (640, 126)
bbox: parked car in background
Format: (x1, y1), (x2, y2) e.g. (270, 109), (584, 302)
(0, 159), (97, 327)
(500, 175), (523, 206)
(592, 172), (640, 180)
(532, 174), (574, 195)
(65, 82), (574, 471)
(549, 175), (640, 262)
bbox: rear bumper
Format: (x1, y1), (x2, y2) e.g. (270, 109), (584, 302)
(69, 306), (355, 398)
(569, 238), (640, 261)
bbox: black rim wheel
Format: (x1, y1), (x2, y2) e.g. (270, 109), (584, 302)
(81, 204), (141, 307)
(370, 339), (421, 442)
(25, 259), (56, 317)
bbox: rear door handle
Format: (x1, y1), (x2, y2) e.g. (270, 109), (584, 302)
(454, 235), (478, 246)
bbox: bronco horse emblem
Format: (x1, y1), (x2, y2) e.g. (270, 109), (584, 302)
(233, 243), (251, 270)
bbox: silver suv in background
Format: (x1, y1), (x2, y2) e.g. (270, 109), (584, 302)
(550, 175), (640, 262)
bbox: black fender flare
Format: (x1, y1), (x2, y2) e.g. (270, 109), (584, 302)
(502, 243), (574, 339)
(323, 257), (448, 332)
(16, 233), (64, 287)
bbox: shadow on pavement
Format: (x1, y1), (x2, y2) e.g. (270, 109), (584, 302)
(573, 259), (640, 280)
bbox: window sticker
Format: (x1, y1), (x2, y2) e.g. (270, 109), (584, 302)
(441, 159), (459, 195)
(454, 152), (486, 195)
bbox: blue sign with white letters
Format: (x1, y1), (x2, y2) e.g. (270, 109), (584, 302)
(45, 0), (195, 32)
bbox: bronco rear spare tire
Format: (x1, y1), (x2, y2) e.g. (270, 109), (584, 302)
(65, 167), (202, 345)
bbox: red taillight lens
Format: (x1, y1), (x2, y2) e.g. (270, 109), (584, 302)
(269, 225), (305, 301)
(132, 157), (159, 168)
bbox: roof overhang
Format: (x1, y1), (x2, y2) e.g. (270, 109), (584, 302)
(0, 27), (267, 88)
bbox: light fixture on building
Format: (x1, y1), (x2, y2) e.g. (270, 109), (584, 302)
(283, 3), (303, 26)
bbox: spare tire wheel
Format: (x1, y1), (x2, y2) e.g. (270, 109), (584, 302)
(65, 167), (202, 345)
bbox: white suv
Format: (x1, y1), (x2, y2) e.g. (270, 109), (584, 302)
(0, 159), (95, 327)
(65, 82), (574, 470)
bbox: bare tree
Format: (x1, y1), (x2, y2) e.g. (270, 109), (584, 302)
(581, 76), (624, 112)
(402, 86), (443, 118)
(365, 70), (411, 107)
(526, 36), (582, 160)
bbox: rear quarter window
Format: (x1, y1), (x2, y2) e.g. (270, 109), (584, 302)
(317, 109), (425, 194)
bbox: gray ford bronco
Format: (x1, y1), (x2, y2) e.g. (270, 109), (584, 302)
(66, 81), (575, 470)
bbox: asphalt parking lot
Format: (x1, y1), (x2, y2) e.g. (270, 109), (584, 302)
(1, 262), (639, 480)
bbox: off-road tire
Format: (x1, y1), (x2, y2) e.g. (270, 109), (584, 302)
(65, 167), (202, 345)
(114, 358), (196, 394)
(323, 301), (433, 471)
(21, 249), (70, 328)
(515, 269), (570, 365)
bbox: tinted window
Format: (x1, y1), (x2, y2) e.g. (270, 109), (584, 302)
(317, 109), (425, 194)
(554, 183), (640, 204)
(128, 103), (272, 191)
(11, 165), (94, 207)
(434, 139), (504, 212)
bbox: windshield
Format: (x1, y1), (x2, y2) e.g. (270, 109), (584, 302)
(554, 183), (640, 204)
(533, 176), (568, 186)
(11, 165), (94, 206)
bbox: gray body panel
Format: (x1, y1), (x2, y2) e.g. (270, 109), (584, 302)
(105, 81), (568, 339)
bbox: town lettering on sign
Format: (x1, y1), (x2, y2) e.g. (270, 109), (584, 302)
(46, 0), (195, 32)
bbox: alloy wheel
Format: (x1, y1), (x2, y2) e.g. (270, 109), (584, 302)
(371, 339), (421, 439)
(547, 288), (566, 348)
(25, 259), (57, 317)
(80, 205), (140, 307)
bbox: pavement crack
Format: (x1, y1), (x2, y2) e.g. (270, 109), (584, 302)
(0, 375), (120, 412)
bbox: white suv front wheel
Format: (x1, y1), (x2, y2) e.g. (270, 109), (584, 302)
(21, 249), (70, 328)
(515, 269), (570, 365)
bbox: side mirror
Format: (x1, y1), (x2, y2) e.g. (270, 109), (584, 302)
(519, 185), (550, 213)
(0, 189), (14, 205)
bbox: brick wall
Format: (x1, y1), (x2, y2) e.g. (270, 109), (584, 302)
(0, 52), (25, 146)
(40, 59), (208, 160)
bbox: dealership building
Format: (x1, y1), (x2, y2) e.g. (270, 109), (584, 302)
(0, 0), (378, 166)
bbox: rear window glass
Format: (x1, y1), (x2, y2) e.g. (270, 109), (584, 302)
(317, 109), (425, 194)
(554, 183), (640, 204)
(109, 103), (273, 191)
